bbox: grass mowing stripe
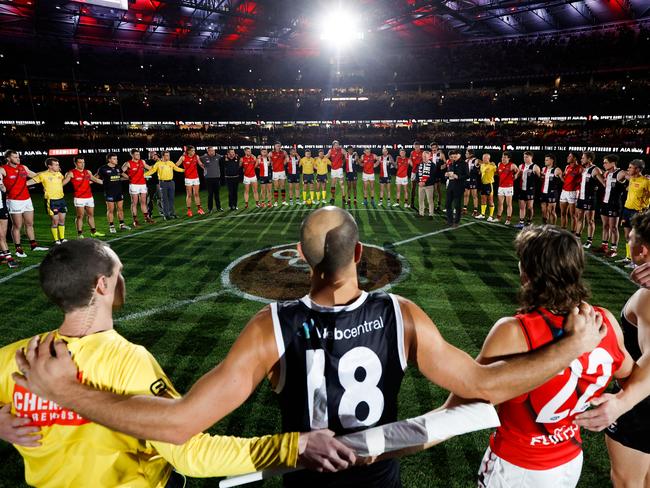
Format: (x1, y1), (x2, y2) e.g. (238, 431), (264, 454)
(392, 222), (477, 246)
(116, 291), (229, 322)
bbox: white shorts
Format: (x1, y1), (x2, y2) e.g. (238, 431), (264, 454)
(478, 447), (582, 488)
(272, 171), (286, 181)
(243, 176), (257, 185)
(362, 173), (375, 182)
(411, 172), (418, 182)
(184, 178), (200, 187)
(129, 184), (147, 195)
(74, 197), (95, 208)
(7, 198), (34, 214)
(498, 187), (514, 197)
(330, 168), (343, 179)
(560, 190), (578, 205)
(396, 176), (408, 186)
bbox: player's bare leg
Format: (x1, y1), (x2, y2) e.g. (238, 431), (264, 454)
(606, 436), (650, 488)
(505, 195), (513, 224)
(574, 208), (585, 236)
(471, 189), (479, 216)
(191, 185), (204, 214)
(496, 194), (504, 222)
(106, 201), (115, 232)
(75, 206), (85, 234)
(139, 193), (152, 223)
(560, 201), (569, 228)
(185, 186), (192, 212)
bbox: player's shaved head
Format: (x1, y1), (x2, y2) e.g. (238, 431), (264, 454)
(300, 207), (359, 274)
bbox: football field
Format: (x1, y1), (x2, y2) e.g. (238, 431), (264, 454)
(0, 186), (637, 487)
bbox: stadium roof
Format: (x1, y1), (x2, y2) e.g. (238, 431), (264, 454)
(0, 0), (648, 53)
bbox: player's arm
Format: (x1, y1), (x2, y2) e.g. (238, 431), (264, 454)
(400, 297), (605, 405)
(25, 174), (41, 186)
(175, 155), (184, 167)
(575, 305), (650, 431)
(24, 166), (37, 178)
(143, 162), (159, 177)
(594, 167), (606, 186)
(533, 164), (541, 177)
(142, 160), (152, 170)
(555, 167), (564, 181)
(121, 162), (129, 173)
(87, 170), (102, 184)
(61, 172), (72, 186)
(17, 309), (283, 442)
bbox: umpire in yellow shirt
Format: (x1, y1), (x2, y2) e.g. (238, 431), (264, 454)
(0, 239), (355, 487)
(145, 150), (185, 220)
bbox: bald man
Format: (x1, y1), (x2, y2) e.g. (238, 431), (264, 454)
(16, 208), (604, 488)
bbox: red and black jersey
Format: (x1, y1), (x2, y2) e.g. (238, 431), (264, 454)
(3, 164), (30, 200)
(329, 147), (344, 170)
(396, 157), (409, 178)
(70, 169), (93, 198)
(126, 160), (146, 185)
(497, 163), (515, 188)
(562, 164), (582, 192)
(362, 154), (376, 175)
(271, 150), (287, 173)
(242, 155), (257, 178)
(181, 155), (200, 179)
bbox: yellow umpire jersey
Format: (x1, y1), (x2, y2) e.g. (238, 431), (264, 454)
(0, 330), (299, 488)
(144, 160), (184, 181)
(31, 171), (64, 200)
(480, 162), (496, 185)
(624, 176), (650, 211)
(315, 157), (331, 175)
(299, 157), (315, 175)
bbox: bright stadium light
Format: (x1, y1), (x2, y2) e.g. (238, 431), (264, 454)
(319, 10), (364, 48)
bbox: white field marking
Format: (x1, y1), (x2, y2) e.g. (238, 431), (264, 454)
(391, 221), (478, 247)
(221, 242), (411, 304)
(0, 207), (414, 285)
(115, 290), (228, 322)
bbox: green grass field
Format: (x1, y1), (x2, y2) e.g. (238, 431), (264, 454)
(0, 183), (637, 487)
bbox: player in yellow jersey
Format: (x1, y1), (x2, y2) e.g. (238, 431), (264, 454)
(619, 159), (650, 267)
(477, 153), (497, 221)
(300, 150), (315, 204)
(27, 158), (72, 245)
(314, 149), (331, 205)
(0, 240), (355, 487)
(144, 151), (185, 220)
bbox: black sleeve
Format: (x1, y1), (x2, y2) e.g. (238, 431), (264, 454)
(455, 161), (468, 179)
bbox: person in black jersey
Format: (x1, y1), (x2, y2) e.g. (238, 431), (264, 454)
(463, 149), (480, 217)
(514, 151), (541, 229)
(539, 154), (562, 225)
(15, 207), (606, 488)
(576, 210), (650, 487)
(445, 150), (468, 227)
(95, 153), (130, 233)
(596, 154), (627, 257)
(574, 151), (605, 249)
(430, 143), (446, 213)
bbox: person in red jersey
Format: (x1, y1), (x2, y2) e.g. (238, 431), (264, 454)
(325, 140), (345, 205)
(1, 150), (48, 257)
(394, 148), (410, 207)
(496, 151), (519, 225)
(361, 147), (379, 208)
(65, 157), (104, 238)
(559, 152), (581, 231)
(0, 165), (19, 268)
(258, 148), (273, 208)
(240, 147), (260, 209)
(270, 142), (289, 207)
(409, 142), (423, 210)
(286, 147), (301, 206)
(122, 149), (153, 227)
(446, 225), (633, 488)
(176, 146), (205, 217)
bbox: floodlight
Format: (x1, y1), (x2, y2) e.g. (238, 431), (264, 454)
(319, 10), (364, 48)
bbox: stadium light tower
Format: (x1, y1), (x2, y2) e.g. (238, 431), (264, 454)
(319, 10), (364, 49)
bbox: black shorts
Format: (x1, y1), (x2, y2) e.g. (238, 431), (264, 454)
(606, 382), (650, 454)
(517, 188), (535, 201)
(465, 179), (478, 190)
(0, 205), (7, 220)
(621, 207), (638, 228)
(577, 198), (595, 211)
(379, 176), (390, 184)
(346, 172), (357, 182)
(259, 176), (271, 185)
(540, 193), (557, 204)
(480, 183), (493, 196)
(105, 192), (124, 203)
(287, 174), (299, 184)
(46, 198), (68, 216)
(316, 174), (328, 183)
(601, 202), (620, 218)
(302, 174), (314, 184)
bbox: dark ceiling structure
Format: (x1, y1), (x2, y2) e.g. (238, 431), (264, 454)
(0, 0), (648, 53)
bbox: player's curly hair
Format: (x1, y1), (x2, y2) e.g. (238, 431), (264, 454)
(515, 225), (590, 314)
(632, 210), (650, 246)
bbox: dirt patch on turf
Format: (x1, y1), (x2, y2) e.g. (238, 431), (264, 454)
(229, 244), (404, 301)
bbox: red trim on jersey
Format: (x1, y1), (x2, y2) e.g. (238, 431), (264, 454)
(258, 157), (270, 177)
(127, 160), (146, 185)
(71, 168), (92, 198)
(3, 164), (30, 200)
(491, 307), (625, 470)
(242, 155), (257, 178)
(329, 147), (344, 170)
(562, 164), (582, 192)
(182, 155), (200, 179)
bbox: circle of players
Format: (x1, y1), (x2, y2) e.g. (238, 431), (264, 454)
(1, 141), (649, 270)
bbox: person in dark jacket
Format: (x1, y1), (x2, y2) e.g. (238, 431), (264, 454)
(223, 149), (240, 210)
(201, 147), (223, 212)
(445, 150), (468, 226)
(416, 151), (435, 218)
